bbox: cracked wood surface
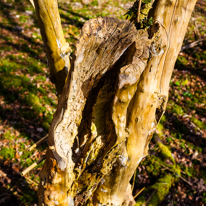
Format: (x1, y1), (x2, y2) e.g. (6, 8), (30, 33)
(37, 0), (197, 205)
(38, 17), (139, 205)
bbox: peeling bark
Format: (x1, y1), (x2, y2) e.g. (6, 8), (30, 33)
(35, 0), (197, 205)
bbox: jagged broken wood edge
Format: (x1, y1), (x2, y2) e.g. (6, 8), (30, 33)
(38, 15), (167, 204)
(47, 16), (138, 184)
(38, 16), (166, 206)
(72, 29), (153, 204)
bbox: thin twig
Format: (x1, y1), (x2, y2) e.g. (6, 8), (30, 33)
(21, 155), (45, 176)
(31, 133), (43, 139)
(29, 0), (35, 8)
(181, 39), (204, 51)
(0, 170), (7, 177)
(194, 21), (200, 38)
(134, 187), (145, 199)
(25, 176), (38, 186)
(28, 134), (48, 151)
(144, 189), (157, 205)
(132, 169), (137, 191)
(179, 175), (193, 186)
(137, 0), (142, 23)
(190, 122), (204, 135)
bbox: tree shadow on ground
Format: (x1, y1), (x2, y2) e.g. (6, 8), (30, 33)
(0, 70), (53, 141)
(164, 111), (206, 149)
(0, 0), (46, 63)
(59, 6), (89, 21)
(59, 11), (85, 28)
(0, 1), (57, 204)
(0, 161), (38, 206)
(175, 52), (206, 82)
(195, 0), (206, 17)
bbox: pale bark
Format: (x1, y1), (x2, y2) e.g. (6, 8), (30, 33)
(33, 0), (71, 95)
(34, 0), (197, 205)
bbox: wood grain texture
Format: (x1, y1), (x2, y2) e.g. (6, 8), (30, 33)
(38, 16), (140, 205)
(37, 0), (197, 204)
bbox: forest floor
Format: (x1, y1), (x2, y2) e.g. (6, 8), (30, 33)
(0, 0), (205, 205)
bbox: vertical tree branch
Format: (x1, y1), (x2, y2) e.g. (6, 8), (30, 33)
(33, 0), (71, 95)
(137, 0), (142, 23)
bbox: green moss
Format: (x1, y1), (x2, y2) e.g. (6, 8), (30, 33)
(185, 99), (195, 110)
(157, 123), (164, 136)
(0, 147), (15, 160)
(135, 196), (146, 206)
(191, 117), (206, 130)
(2, 36), (13, 41)
(24, 93), (45, 114)
(199, 167), (206, 184)
(20, 151), (34, 167)
(165, 164), (181, 182)
(157, 142), (175, 163)
(146, 157), (162, 176)
(194, 53), (201, 60)
(21, 150), (32, 159)
(183, 91), (192, 98)
(3, 131), (12, 139)
(175, 56), (188, 69)
(202, 195), (206, 204)
(20, 142), (26, 150)
(201, 51), (206, 61)
(35, 75), (46, 81)
(19, 15), (28, 23)
(171, 104), (184, 115)
(43, 113), (53, 124)
(193, 51), (206, 61)
(147, 174), (174, 206)
(178, 56), (188, 65)
(146, 164), (160, 176)
(38, 86), (46, 96)
(185, 166), (198, 177)
(36, 160), (45, 169)
(0, 59), (19, 73)
(0, 45), (12, 52)
(23, 158), (33, 167)
(42, 121), (50, 131)
(181, 79), (189, 86)
(22, 193), (34, 204)
(166, 137), (173, 143)
(160, 114), (166, 124)
(90, 0), (98, 6)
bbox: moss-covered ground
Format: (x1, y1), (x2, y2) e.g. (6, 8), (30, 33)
(0, 0), (205, 205)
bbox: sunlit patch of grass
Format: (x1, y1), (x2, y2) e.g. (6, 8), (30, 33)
(0, 54), (56, 125)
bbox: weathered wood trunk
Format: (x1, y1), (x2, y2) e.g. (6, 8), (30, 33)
(34, 0), (197, 205)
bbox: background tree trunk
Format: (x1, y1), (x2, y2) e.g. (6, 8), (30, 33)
(34, 0), (197, 205)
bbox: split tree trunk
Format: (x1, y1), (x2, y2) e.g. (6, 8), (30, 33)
(33, 0), (197, 205)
